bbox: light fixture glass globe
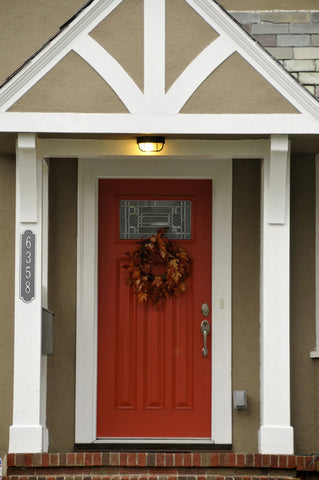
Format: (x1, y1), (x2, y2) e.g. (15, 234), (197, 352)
(137, 136), (165, 152)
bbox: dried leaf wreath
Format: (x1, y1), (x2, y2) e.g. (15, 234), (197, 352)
(123, 228), (192, 310)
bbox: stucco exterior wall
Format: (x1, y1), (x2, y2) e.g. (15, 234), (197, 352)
(232, 159), (261, 453)
(0, 1), (85, 85)
(9, 52), (128, 113)
(181, 53), (298, 114)
(47, 158), (77, 452)
(290, 154), (319, 454)
(165, 0), (219, 91)
(0, 156), (15, 458)
(91, 0), (144, 91)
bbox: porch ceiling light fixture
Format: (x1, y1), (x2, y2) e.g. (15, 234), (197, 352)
(137, 136), (165, 153)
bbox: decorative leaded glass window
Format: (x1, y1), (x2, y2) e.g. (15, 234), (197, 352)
(119, 199), (191, 239)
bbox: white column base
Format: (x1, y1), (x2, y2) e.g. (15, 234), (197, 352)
(42, 425), (49, 452)
(259, 426), (294, 454)
(9, 425), (48, 453)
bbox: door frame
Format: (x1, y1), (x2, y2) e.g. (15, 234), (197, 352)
(74, 139), (266, 445)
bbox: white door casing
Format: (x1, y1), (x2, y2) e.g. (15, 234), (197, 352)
(73, 138), (268, 445)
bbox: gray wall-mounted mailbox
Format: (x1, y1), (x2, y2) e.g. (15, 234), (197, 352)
(42, 307), (54, 355)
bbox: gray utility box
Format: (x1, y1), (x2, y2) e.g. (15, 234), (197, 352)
(233, 390), (248, 410)
(42, 307), (54, 355)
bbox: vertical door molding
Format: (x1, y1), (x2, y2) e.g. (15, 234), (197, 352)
(75, 162), (99, 443)
(210, 160), (232, 445)
(259, 135), (294, 454)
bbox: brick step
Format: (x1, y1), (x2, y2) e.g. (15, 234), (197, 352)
(5, 476), (301, 480)
(5, 452), (318, 470)
(4, 452), (318, 480)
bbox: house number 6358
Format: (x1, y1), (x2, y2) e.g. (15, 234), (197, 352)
(20, 230), (35, 303)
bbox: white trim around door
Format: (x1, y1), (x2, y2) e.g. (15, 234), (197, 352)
(73, 139), (268, 445)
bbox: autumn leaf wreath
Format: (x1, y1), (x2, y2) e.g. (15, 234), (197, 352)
(123, 228), (192, 310)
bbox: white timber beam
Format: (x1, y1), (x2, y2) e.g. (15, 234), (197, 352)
(9, 133), (49, 453)
(0, 113), (318, 134)
(72, 35), (144, 113)
(165, 36), (235, 113)
(144, 0), (165, 113)
(259, 135), (294, 454)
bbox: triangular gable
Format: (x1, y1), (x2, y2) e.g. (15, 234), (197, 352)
(1, 0), (319, 134)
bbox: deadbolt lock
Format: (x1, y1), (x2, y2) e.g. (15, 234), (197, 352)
(201, 303), (210, 317)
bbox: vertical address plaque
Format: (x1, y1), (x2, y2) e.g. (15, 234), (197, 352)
(20, 230), (35, 303)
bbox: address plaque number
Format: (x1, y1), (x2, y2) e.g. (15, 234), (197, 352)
(20, 230), (35, 303)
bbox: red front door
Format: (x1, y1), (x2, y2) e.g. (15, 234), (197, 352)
(97, 179), (212, 438)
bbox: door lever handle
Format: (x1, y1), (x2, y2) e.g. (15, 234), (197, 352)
(201, 320), (210, 357)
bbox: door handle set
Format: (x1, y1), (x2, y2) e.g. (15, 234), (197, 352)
(201, 320), (210, 357)
(200, 303), (210, 358)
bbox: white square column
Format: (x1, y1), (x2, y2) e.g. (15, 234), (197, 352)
(9, 133), (49, 453)
(259, 135), (294, 454)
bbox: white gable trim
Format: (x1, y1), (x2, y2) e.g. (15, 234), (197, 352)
(0, 0), (124, 112)
(0, 0), (319, 131)
(73, 35), (144, 112)
(1, 112), (319, 135)
(165, 36), (235, 113)
(187, 0), (319, 120)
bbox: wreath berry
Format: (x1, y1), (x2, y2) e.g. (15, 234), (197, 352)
(123, 228), (192, 310)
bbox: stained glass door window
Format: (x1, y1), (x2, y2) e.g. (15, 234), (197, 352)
(119, 200), (191, 239)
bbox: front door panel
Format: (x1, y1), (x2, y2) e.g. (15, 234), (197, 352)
(97, 179), (212, 438)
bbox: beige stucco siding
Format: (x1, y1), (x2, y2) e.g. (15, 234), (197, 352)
(165, 0), (219, 91)
(0, 0), (85, 85)
(0, 156), (15, 458)
(181, 53), (298, 114)
(290, 154), (319, 454)
(232, 159), (261, 453)
(47, 158), (77, 453)
(9, 52), (128, 113)
(90, 0), (144, 91)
